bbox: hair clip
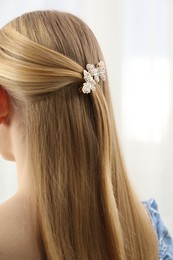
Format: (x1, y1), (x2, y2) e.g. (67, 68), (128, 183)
(81, 61), (106, 94)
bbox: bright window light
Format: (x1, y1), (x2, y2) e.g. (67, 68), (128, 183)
(122, 57), (170, 143)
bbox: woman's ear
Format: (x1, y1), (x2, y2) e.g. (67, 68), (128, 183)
(0, 87), (10, 124)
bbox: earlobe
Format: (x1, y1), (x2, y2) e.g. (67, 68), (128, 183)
(0, 117), (5, 124)
(0, 87), (10, 124)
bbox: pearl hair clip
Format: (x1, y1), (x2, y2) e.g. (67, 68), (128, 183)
(81, 61), (106, 94)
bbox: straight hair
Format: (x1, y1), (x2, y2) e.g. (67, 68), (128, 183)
(0, 10), (158, 259)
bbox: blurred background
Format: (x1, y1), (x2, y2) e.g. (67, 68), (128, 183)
(0, 0), (172, 234)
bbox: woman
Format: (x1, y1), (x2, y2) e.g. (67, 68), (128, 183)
(0, 10), (172, 260)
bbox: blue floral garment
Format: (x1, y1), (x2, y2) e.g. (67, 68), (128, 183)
(142, 199), (173, 260)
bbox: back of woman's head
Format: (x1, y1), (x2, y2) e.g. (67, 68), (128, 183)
(0, 10), (158, 260)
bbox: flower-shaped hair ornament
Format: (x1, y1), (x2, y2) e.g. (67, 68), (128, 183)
(86, 61), (106, 83)
(81, 61), (106, 94)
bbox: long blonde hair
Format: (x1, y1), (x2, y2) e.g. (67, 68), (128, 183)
(0, 10), (158, 259)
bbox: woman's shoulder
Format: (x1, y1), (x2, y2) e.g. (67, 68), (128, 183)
(142, 198), (173, 260)
(0, 195), (41, 260)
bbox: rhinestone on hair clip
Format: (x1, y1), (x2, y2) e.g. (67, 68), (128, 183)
(81, 61), (106, 94)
